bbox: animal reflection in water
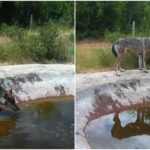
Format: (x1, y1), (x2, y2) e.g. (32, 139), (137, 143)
(111, 108), (150, 140)
(0, 115), (16, 137)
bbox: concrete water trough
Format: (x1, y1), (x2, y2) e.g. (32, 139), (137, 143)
(0, 64), (74, 102)
(0, 64), (74, 148)
(76, 70), (150, 149)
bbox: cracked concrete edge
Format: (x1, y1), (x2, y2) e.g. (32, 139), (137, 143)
(0, 64), (74, 101)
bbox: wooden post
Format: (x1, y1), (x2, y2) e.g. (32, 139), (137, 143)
(30, 14), (33, 31)
(132, 21), (135, 37)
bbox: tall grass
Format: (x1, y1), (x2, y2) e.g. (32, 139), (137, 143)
(0, 23), (74, 64)
(76, 41), (140, 73)
(0, 41), (22, 64)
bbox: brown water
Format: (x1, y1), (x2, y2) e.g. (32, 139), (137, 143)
(85, 106), (150, 149)
(0, 98), (74, 149)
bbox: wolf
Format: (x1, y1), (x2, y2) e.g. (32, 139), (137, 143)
(0, 87), (19, 111)
(112, 37), (150, 76)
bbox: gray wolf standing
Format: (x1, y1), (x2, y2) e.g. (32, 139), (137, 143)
(112, 38), (150, 76)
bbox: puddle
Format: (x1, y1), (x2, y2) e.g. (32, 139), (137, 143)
(85, 106), (150, 149)
(0, 98), (74, 149)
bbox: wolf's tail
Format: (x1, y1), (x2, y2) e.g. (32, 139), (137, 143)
(112, 43), (118, 57)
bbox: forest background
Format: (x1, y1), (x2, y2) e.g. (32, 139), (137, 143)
(76, 1), (150, 72)
(0, 1), (74, 64)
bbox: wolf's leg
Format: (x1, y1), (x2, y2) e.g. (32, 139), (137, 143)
(142, 51), (148, 73)
(119, 67), (126, 72)
(143, 61), (148, 72)
(138, 55), (143, 70)
(113, 46), (125, 76)
(117, 50), (126, 74)
(115, 59), (121, 76)
(113, 59), (120, 76)
(119, 60), (125, 72)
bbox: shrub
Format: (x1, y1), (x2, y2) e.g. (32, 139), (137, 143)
(66, 32), (74, 62)
(0, 24), (24, 39)
(0, 22), (74, 64)
(40, 22), (73, 62)
(97, 48), (115, 68)
(19, 32), (47, 62)
(104, 31), (125, 43)
(0, 41), (21, 63)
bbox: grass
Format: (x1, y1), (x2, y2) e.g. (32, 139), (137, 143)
(0, 23), (74, 65)
(76, 40), (139, 73)
(0, 40), (22, 64)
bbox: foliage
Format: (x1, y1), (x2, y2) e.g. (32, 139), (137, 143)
(0, 40), (21, 64)
(0, 1), (74, 64)
(0, 1), (73, 27)
(77, 1), (150, 40)
(0, 23), (74, 64)
(0, 23), (24, 38)
(104, 31), (125, 43)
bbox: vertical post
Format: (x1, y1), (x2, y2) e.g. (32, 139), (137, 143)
(132, 21), (135, 37)
(30, 14), (33, 31)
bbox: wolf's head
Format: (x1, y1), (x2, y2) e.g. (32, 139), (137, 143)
(6, 97), (19, 111)
(0, 87), (19, 111)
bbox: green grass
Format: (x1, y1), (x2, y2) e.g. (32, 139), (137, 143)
(0, 40), (22, 64)
(0, 23), (74, 64)
(76, 41), (140, 73)
(77, 48), (113, 72)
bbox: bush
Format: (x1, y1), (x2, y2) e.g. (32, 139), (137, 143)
(0, 22), (74, 64)
(19, 32), (46, 62)
(97, 48), (115, 68)
(104, 31), (126, 43)
(0, 24), (24, 38)
(40, 22), (73, 62)
(66, 32), (74, 62)
(0, 41), (21, 63)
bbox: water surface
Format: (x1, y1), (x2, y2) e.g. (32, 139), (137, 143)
(85, 106), (150, 149)
(0, 98), (74, 149)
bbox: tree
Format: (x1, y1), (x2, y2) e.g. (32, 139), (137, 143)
(0, 1), (73, 27)
(76, 1), (150, 39)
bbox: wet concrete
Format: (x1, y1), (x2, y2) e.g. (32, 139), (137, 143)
(0, 98), (74, 149)
(85, 105), (150, 149)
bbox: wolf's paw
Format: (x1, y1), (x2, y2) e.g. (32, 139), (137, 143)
(139, 67), (143, 70)
(143, 69), (149, 73)
(120, 68), (126, 72)
(116, 71), (121, 76)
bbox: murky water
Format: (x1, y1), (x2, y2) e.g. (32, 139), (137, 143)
(0, 98), (74, 149)
(85, 106), (150, 149)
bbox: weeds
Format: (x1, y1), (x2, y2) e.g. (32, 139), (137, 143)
(0, 22), (74, 64)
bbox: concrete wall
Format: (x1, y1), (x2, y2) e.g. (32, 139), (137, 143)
(76, 70), (150, 149)
(0, 64), (74, 101)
